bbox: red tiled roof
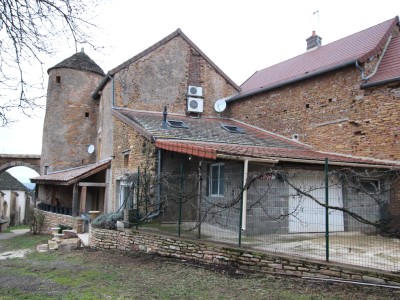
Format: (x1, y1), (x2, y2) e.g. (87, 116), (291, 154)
(362, 35), (400, 87)
(155, 139), (400, 168)
(31, 160), (111, 185)
(229, 17), (399, 102)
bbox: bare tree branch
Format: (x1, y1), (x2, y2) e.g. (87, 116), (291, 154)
(0, 0), (102, 126)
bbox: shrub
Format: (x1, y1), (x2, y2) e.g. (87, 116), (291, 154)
(58, 224), (73, 233)
(26, 207), (45, 235)
(92, 211), (123, 229)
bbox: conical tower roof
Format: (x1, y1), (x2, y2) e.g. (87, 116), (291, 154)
(48, 50), (104, 76)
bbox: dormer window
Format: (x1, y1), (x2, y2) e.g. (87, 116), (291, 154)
(167, 120), (188, 129)
(221, 124), (245, 134)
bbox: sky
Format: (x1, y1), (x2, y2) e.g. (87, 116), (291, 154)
(2, 0), (400, 181)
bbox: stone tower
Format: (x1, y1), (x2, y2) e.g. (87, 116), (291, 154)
(40, 50), (104, 174)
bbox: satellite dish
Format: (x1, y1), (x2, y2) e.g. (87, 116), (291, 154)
(87, 145), (95, 154)
(214, 99), (227, 113)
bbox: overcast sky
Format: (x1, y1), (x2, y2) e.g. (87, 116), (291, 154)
(2, 0), (400, 181)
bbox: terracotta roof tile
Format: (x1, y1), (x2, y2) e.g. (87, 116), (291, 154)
(155, 139), (400, 167)
(362, 35), (400, 87)
(230, 17), (399, 101)
(31, 160), (110, 185)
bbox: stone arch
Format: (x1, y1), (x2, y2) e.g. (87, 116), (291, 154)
(0, 156), (41, 175)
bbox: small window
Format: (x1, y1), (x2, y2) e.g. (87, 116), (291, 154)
(209, 163), (224, 196)
(85, 112), (89, 118)
(167, 120), (188, 128)
(221, 124), (245, 134)
(305, 104), (310, 108)
(124, 153), (129, 168)
(56, 76), (61, 83)
(360, 179), (380, 194)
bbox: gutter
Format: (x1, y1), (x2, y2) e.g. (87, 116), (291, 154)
(355, 35), (392, 81)
(216, 154), (398, 169)
(91, 73), (112, 100)
(227, 60), (356, 103)
(361, 76), (400, 88)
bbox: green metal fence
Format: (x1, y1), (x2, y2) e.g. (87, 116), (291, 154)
(128, 162), (400, 272)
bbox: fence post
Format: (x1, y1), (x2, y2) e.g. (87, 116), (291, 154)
(325, 158), (329, 262)
(197, 161), (202, 239)
(178, 163), (183, 237)
(144, 167), (148, 216)
(136, 166), (140, 230)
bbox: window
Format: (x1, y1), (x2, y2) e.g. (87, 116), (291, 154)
(209, 163), (224, 196)
(124, 153), (129, 168)
(119, 181), (136, 209)
(221, 124), (245, 134)
(360, 179), (380, 194)
(56, 76), (61, 83)
(85, 112), (89, 118)
(167, 120), (188, 128)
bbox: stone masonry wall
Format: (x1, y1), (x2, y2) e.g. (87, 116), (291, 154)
(35, 209), (84, 234)
(228, 65), (400, 161)
(91, 227), (400, 285)
(112, 35), (237, 117)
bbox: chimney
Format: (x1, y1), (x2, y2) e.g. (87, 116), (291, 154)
(162, 106), (168, 129)
(306, 31), (322, 50)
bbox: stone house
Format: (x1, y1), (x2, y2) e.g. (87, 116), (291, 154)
(0, 171), (30, 226)
(225, 16), (400, 161)
(32, 21), (400, 234)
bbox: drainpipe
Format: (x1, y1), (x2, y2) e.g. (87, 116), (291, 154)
(241, 159), (249, 231)
(355, 35), (392, 80)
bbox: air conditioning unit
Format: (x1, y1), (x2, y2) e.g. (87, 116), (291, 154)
(187, 97), (204, 113)
(188, 86), (203, 97)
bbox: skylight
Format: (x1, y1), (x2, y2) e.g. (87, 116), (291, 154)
(221, 124), (245, 134)
(167, 120), (189, 129)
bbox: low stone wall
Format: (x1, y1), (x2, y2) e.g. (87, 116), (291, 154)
(35, 209), (84, 234)
(91, 227), (400, 286)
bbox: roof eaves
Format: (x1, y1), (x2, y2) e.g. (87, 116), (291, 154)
(359, 16), (400, 63)
(112, 109), (155, 142)
(107, 29), (240, 92)
(109, 29), (182, 75)
(91, 72), (111, 99)
(227, 60), (356, 103)
(361, 76), (400, 88)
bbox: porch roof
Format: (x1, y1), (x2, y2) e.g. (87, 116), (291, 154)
(155, 139), (400, 169)
(30, 159), (111, 186)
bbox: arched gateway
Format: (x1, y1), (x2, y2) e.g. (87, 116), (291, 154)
(0, 154), (41, 174)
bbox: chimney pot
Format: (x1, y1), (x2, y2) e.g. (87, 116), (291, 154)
(306, 31), (322, 50)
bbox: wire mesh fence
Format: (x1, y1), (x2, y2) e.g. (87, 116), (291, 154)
(126, 162), (400, 272)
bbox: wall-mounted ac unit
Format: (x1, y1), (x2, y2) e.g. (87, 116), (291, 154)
(187, 97), (204, 113)
(188, 86), (203, 97)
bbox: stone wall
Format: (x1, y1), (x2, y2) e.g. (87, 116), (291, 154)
(35, 209), (84, 234)
(42, 68), (103, 174)
(227, 66), (400, 161)
(91, 226), (400, 285)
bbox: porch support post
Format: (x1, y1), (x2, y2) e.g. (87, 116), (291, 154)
(241, 159), (249, 231)
(79, 186), (87, 215)
(72, 183), (79, 217)
(104, 167), (111, 213)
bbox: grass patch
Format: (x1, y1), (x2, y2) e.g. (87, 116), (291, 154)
(0, 233), (51, 252)
(1, 224), (30, 233)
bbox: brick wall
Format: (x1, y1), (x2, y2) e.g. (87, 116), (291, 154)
(91, 227), (400, 285)
(35, 209), (84, 234)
